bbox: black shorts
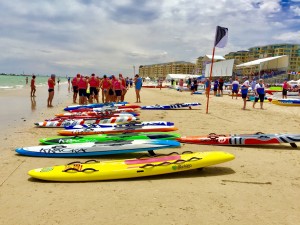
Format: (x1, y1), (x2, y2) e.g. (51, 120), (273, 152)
(213, 87), (218, 92)
(242, 93), (248, 99)
(48, 89), (54, 93)
(108, 89), (114, 96)
(282, 89), (287, 95)
(219, 83), (224, 90)
(90, 87), (98, 95)
(79, 89), (86, 97)
(115, 90), (122, 97)
(259, 94), (265, 102)
(232, 90), (238, 94)
(73, 86), (78, 93)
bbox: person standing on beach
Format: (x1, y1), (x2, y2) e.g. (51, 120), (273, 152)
(134, 74), (142, 103)
(26, 76), (29, 84)
(241, 76), (249, 110)
(231, 77), (239, 99)
(119, 74), (127, 102)
(253, 79), (265, 109)
(88, 73), (100, 103)
(218, 76), (224, 96)
(213, 79), (219, 96)
(282, 79), (290, 99)
(72, 74), (80, 103)
(178, 79), (184, 92)
(78, 75), (87, 105)
(47, 74), (56, 107)
(101, 75), (111, 103)
(30, 75), (36, 97)
(205, 78), (211, 98)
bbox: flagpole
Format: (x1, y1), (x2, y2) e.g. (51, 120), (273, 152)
(206, 46), (216, 114)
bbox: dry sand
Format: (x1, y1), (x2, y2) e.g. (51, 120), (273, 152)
(0, 85), (300, 225)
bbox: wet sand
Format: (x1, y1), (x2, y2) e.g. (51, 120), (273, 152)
(0, 86), (300, 225)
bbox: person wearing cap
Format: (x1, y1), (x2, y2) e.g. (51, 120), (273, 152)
(72, 74), (80, 103)
(88, 73), (100, 103)
(253, 79), (265, 109)
(47, 74), (56, 107)
(241, 76), (249, 110)
(134, 74), (142, 103)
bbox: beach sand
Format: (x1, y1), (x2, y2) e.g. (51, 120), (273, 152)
(0, 86), (300, 225)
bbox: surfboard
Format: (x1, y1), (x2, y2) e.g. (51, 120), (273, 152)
(27, 151), (235, 181)
(177, 133), (300, 148)
(40, 132), (181, 145)
(141, 102), (201, 110)
(58, 125), (178, 136)
(271, 99), (300, 106)
(16, 139), (180, 157)
(35, 116), (137, 128)
(64, 102), (129, 111)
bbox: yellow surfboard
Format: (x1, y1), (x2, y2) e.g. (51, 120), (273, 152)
(28, 151), (235, 181)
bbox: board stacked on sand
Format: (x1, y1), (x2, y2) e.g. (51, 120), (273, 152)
(64, 102), (129, 111)
(34, 116), (137, 128)
(141, 102), (201, 110)
(59, 121), (178, 136)
(177, 132), (300, 148)
(271, 99), (300, 106)
(40, 132), (181, 145)
(27, 151), (235, 181)
(16, 140), (180, 157)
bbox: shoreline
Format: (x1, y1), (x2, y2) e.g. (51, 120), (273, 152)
(1, 87), (300, 225)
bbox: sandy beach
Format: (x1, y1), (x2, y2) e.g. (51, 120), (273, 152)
(0, 85), (300, 225)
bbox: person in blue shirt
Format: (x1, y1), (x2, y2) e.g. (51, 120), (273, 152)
(213, 79), (219, 96)
(134, 74), (142, 103)
(231, 77), (240, 99)
(253, 79), (265, 109)
(241, 76), (249, 110)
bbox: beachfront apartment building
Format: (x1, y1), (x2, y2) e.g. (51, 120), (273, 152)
(139, 61), (195, 79)
(138, 44), (300, 80)
(225, 43), (300, 80)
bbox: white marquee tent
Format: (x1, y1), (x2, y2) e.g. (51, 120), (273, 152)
(204, 59), (234, 77)
(236, 55), (289, 70)
(166, 74), (200, 80)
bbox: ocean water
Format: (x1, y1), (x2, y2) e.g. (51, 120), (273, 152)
(0, 75), (67, 91)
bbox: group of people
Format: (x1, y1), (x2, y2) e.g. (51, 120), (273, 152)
(71, 73), (143, 105)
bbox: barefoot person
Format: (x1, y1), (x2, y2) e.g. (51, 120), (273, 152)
(47, 74), (56, 107)
(72, 74), (80, 103)
(253, 79), (265, 109)
(241, 76), (249, 110)
(30, 75), (36, 97)
(134, 74), (142, 103)
(231, 77), (239, 99)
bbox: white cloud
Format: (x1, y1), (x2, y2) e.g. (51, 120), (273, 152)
(0, 0), (299, 76)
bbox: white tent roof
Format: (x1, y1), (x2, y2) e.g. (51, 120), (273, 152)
(236, 55), (289, 69)
(205, 59), (234, 77)
(166, 74), (199, 80)
(202, 55), (225, 61)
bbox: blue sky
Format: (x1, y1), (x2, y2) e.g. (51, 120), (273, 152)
(0, 0), (299, 76)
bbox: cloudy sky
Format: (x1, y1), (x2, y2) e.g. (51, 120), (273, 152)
(1, 0), (299, 76)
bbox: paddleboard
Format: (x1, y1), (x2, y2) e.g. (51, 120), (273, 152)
(58, 125), (178, 136)
(40, 132), (181, 145)
(16, 139), (180, 157)
(178, 133), (300, 148)
(271, 99), (300, 106)
(64, 102), (128, 111)
(35, 116), (137, 128)
(28, 151), (235, 181)
(141, 102), (201, 110)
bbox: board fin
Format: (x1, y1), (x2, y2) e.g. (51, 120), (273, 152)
(290, 143), (297, 148)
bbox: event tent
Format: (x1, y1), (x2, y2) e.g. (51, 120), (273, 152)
(236, 55), (289, 70)
(204, 59), (234, 77)
(166, 74), (200, 80)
